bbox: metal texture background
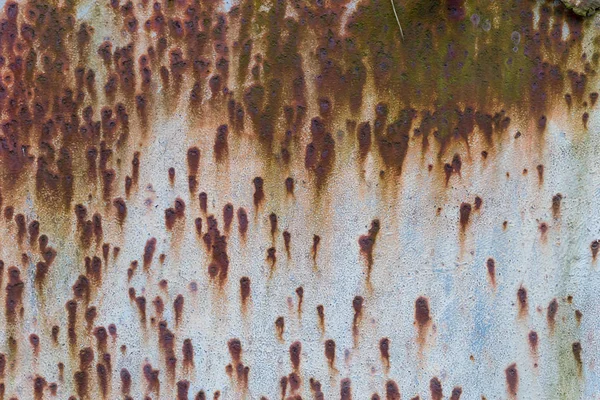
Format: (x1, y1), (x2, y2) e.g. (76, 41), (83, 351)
(0, 0), (597, 398)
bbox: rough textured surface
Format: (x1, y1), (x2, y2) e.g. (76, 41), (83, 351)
(0, 0), (597, 399)
(561, 0), (600, 16)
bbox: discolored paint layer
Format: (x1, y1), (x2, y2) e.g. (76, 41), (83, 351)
(0, 0), (597, 399)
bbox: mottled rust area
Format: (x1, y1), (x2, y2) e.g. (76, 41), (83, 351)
(0, 0), (596, 398)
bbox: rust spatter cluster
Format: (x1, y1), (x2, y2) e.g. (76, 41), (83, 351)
(0, 0), (594, 398)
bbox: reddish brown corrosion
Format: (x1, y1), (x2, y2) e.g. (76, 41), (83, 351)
(359, 219), (380, 274)
(486, 258), (496, 287)
(430, 377), (443, 400)
(386, 380), (400, 400)
(415, 296), (431, 345)
(340, 378), (352, 400)
(275, 317), (285, 341)
(528, 331), (538, 353)
(324, 339), (336, 367)
(517, 286), (528, 318)
(0, 0), (591, 397)
(289, 341), (301, 370)
(379, 337), (390, 371)
(547, 298), (558, 331)
(449, 387), (462, 400)
(505, 363), (519, 397)
(573, 342), (583, 373)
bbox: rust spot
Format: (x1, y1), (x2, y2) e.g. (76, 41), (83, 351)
(275, 317), (284, 340)
(280, 376), (288, 399)
(269, 213), (277, 237)
(352, 296), (363, 343)
(228, 338), (242, 362)
(459, 203), (472, 231)
(143, 238), (157, 270)
(528, 331), (538, 353)
(505, 363), (518, 397)
(168, 167), (176, 185)
(415, 296), (431, 346)
(385, 380), (400, 400)
(289, 341), (301, 370)
(552, 193), (562, 218)
(572, 342), (583, 373)
(547, 298), (558, 331)
(591, 240), (599, 261)
(486, 258), (496, 287)
(430, 377), (443, 400)
(267, 247), (276, 267)
(199, 192), (208, 214)
(120, 368), (131, 395)
(359, 219), (380, 274)
(283, 231), (291, 257)
(450, 387), (462, 400)
(317, 305), (325, 332)
(182, 339), (194, 369)
(177, 380), (190, 400)
(253, 177), (264, 207)
(324, 339), (335, 367)
(575, 309), (583, 324)
(237, 208), (248, 237)
(517, 286), (528, 318)
(379, 337), (390, 370)
(311, 234), (321, 261)
(97, 363), (108, 398)
(142, 363), (160, 393)
(174, 294), (184, 325)
(240, 277), (251, 306)
(33, 376), (46, 400)
(223, 203), (234, 232)
(295, 286), (304, 314)
(474, 196), (482, 210)
(537, 164), (544, 184)
(340, 378), (352, 400)
(6, 267), (24, 323)
(187, 147), (200, 176)
(285, 177), (294, 195)
(214, 124), (229, 160)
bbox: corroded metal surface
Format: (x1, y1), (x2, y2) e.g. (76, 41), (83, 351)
(0, 0), (598, 399)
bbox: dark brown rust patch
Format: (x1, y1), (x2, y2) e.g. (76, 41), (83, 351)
(253, 177), (264, 207)
(359, 219), (380, 274)
(143, 238), (157, 270)
(450, 387), (462, 400)
(517, 286), (528, 318)
(352, 296), (364, 344)
(312, 235), (320, 261)
(547, 298), (558, 331)
(275, 317), (284, 341)
(528, 331), (538, 353)
(295, 286), (303, 313)
(430, 377), (443, 400)
(237, 208), (248, 237)
(285, 177), (294, 195)
(324, 339), (335, 367)
(572, 342), (583, 374)
(223, 203), (234, 232)
(120, 368), (131, 396)
(199, 192), (208, 214)
(6, 266), (24, 323)
(459, 203), (472, 231)
(240, 277), (250, 306)
(386, 380), (400, 400)
(415, 296), (432, 348)
(486, 258), (496, 287)
(552, 193), (563, 218)
(505, 363), (518, 397)
(380, 337), (390, 371)
(340, 378), (352, 400)
(289, 341), (301, 370)
(182, 339), (194, 369)
(174, 294), (184, 325)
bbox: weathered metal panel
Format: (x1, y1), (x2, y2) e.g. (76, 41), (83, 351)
(0, 0), (597, 398)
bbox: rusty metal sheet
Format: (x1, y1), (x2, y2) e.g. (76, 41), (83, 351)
(0, 0), (597, 398)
